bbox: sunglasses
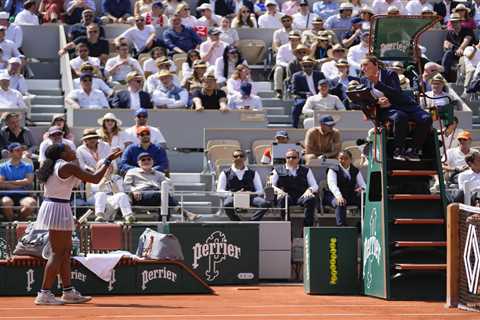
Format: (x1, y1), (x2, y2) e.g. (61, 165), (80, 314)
(88, 30), (99, 33)
(139, 133), (150, 136)
(233, 154), (245, 158)
(81, 78), (92, 82)
(140, 157), (152, 162)
(286, 156), (298, 159)
(137, 115), (147, 119)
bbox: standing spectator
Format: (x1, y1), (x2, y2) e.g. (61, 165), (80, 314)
(199, 28), (228, 67)
(226, 64), (255, 97)
(70, 43), (100, 76)
(304, 114), (342, 163)
(68, 10), (105, 41)
(0, 26), (20, 62)
(42, 114), (73, 141)
(232, 5), (258, 27)
(273, 15), (293, 51)
(325, 149), (365, 226)
(271, 149), (318, 226)
(151, 70), (189, 108)
(342, 16), (363, 49)
(0, 72), (25, 108)
(110, 71), (153, 109)
(325, 2), (353, 30)
(0, 112), (35, 157)
(125, 108), (166, 145)
(217, 149), (270, 221)
(119, 126), (169, 175)
(117, 16), (157, 55)
(258, 0), (284, 28)
(227, 82), (263, 110)
(7, 57), (28, 95)
(214, 46), (248, 84)
(371, 0), (405, 15)
(14, 0), (40, 25)
(64, 0), (96, 24)
(60, 24), (109, 66)
(292, 0), (318, 30)
(38, 126), (76, 165)
(281, 0), (299, 16)
(142, 1), (168, 27)
(39, 0), (64, 23)
(163, 13), (202, 54)
(219, 17), (239, 46)
(96, 112), (132, 151)
(65, 72), (109, 109)
(101, 0), (132, 23)
(76, 129), (111, 172)
(313, 0), (338, 21)
(105, 43), (144, 84)
(192, 73), (228, 111)
(0, 143), (36, 221)
(196, 3), (222, 27)
(274, 30), (301, 98)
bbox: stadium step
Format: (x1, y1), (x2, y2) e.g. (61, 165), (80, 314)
(30, 104), (65, 114)
(31, 95), (64, 105)
(393, 241), (446, 247)
(30, 112), (63, 122)
(266, 115), (291, 124)
(389, 170), (437, 177)
(264, 107), (286, 115)
(393, 218), (444, 225)
(389, 194), (441, 201)
(27, 79), (62, 96)
(393, 263), (446, 271)
(267, 123), (293, 128)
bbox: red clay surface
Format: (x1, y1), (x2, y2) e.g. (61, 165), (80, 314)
(0, 285), (476, 320)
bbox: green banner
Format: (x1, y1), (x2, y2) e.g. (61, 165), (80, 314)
(371, 16), (438, 61)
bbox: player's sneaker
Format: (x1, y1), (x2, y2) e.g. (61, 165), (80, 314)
(34, 291), (64, 305)
(60, 288), (92, 304)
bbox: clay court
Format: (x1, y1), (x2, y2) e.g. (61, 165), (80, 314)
(0, 285), (476, 320)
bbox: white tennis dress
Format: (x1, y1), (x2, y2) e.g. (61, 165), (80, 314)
(35, 160), (79, 231)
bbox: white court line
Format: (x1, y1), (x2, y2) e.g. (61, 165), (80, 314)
(93, 313), (472, 318)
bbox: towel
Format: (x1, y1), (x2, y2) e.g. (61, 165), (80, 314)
(73, 251), (138, 282)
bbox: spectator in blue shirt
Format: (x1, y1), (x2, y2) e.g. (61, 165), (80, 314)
(101, 0), (132, 23)
(119, 126), (169, 176)
(325, 2), (353, 30)
(163, 13), (202, 55)
(0, 143), (36, 221)
(312, 0), (338, 21)
(4, 0), (24, 17)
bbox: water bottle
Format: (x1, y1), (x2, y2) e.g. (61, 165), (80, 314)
(72, 232), (80, 256)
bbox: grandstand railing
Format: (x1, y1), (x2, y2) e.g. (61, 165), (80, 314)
(59, 24), (73, 98)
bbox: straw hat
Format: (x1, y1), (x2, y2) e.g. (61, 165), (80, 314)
(429, 73), (447, 86)
(97, 112), (123, 126)
(453, 3), (470, 13)
(327, 44), (346, 58)
(81, 128), (100, 141)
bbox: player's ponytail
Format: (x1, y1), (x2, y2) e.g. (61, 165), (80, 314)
(37, 144), (66, 183)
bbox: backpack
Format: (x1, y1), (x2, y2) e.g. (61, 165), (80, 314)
(13, 223), (49, 258)
(136, 228), (184, 260)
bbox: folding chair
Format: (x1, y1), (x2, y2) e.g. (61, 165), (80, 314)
(86, 223), (128, 253)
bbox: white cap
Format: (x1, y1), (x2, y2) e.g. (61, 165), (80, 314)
(197, 3), (212, 11)
(0, 12), (9, 19)
(339, 2), (354, 10)
(8, 57), (21, 64)
(0, 72), (10, 80)
(265, 0), (278, 6)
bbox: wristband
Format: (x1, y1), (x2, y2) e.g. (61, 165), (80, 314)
(104, 159), (112, 167)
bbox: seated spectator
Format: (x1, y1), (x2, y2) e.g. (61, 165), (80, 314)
(182, 49), (201, 81)
(443, 130), (472, 184)
(119, 125), (169, 175)
(73, 63), (113, 97)
(0, 26), (20, 62)
(143, 47), (173, 78)
(217, 149), (270, 221)
(359, 5), (374, 28)
(110, 71), (153, 109)
(291, 56), (325, 128)
(214, 46), (248, 85)
(228, 82), (263, 110)
(97, 112), (132, 151)
(163, 13), (202, 55)
(304, 114), (342, 163)
(135, 0), (154, 16)
(101, 0), (132, 23)
(313, 0), (338, 21)
(145, 57), (180, 94)
(442, 13), (474, 82)
(422, 61), (444, 91)
(76, 128), (111, 172)
(372, 0), (405, 15)
(342, 17), (363, 49)
(68, 10), (105, 41)
(0, 143), (36, 221)
(474, 0), (480, 27)
(66, 72), (109, 109)
(0, 112), (35, 158)
(42, 113), (74, 141)
(260, 130), (291, 164)
(70, 43), (100, 77)
(0, 72), (25, 108)
(461, 43), (480, 89)
(325, 2), (353, 29)
(347, 31), (369, 76)
(7, 57), (28, 96)
(456, 151), (480, 204)
(310, 33), (332, 60)
(274, 30), (301, 98)
(64, 0), (96, 24)
(448, 4), (475, 31)
(226, 64), (255, 97)
(321, 44), (346, 80)
(286, 44), (311, 82)
(271, 148), (318, 226)
(197, 3), (221, 27)
(60, 24), (109, 66)
(421, 74), (458, 111)
(200, 28), (228, 67)
(329, 58), (360, 108)
(38, 126), (76, 165)
(192, 73), (228, 111)
(105, 43), (144, 84)
(281, 0), (300, 16)
(273, 15), (293, 51)
(39, 0), (64, 23)
(182, 60), (207, 93)
(125, 108), (166, 145)
(232, 5), (257, 28)
(124, 152), (199, 220)
(302, 79), (345, 127)
(143, 1), (168, 27)
(406, 0), (432, 15)
(293, 0), (318, 30)
(219, 17), (239, 46)
(442, 116), (462, 153)
(151, 70), (189, 108)
(258, 0), (283, 28)
(302, 17), (337, 48)
(117, 16), (158, 56)
(175, 3), (198, 28)
(14, 0), (40, 25)
(325, 149), (365, 226)
(0, 13), (22, 51)
(92, 164), (134, 223)
(164, 0), (183, 16)
(255, 0), (267, 15)
(387, 5), (400, 15)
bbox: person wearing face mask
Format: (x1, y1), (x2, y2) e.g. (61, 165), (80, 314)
(324, 149), (365, 226)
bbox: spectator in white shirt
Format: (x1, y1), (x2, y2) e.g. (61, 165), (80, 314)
(273, 15), (293, 52)
(70, 43), (100, 77)
(219, 17), (239, 46)
(142, 47), (176, 78)
(274, 30), (301, 98)
(144, 57), (181, 94)
(196, 3), (222, 27)
(200, 28), (228, 67)
(293, 0), (318, 30)
(105, 43), (144, 84)
(228, 82), (263, 110)
(97, 112), (132, 151)
(125, 108), (166, 145)
(0, 71), (25, 108)
(7, 57), (28, 96)
(372, 0), (405, 15)
(214, 46), (248, 84)
(76, 128), (111, 172)
(73, 63), (113, 97)
(406, 0), (432, 15)
(457, 151), (480, 203)
(321, 44), (346, 80)
(13, 0), (39, 25)
(347, 32), (369, 75)
(0, 12), (22, 50)
(258, 0), (284, 28)
(443, 130), (472, 185)
(302, 79), (345, 127)
(226, 64), (256, 97)
(175, 3), (198, 28)
(0, 26), (20, 62)
(151, 70), (189, 108)
(38, 126), (77, 165)
(116, 15), (157, 55)
(66, 72), (109, 109)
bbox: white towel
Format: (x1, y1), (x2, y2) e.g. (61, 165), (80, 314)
(73, 251), (138, 282)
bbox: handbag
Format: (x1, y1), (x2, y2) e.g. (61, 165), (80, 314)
(136, 228), (184, 260)
(13, 223), (49, 258)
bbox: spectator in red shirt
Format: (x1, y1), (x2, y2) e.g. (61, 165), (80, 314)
(260, 130), (290, 164)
